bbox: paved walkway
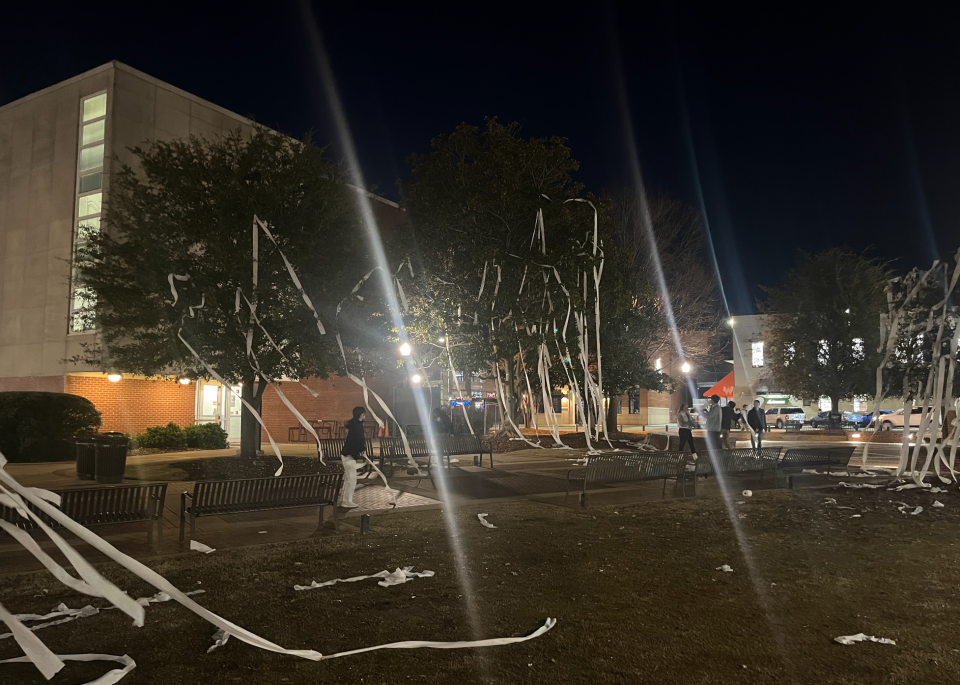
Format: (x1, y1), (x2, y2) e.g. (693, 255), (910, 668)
(0, 437), (903, 575)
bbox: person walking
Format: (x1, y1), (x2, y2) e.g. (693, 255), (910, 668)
(677, 403), (698, 456)
(747, 399), (767, 452)
(720, 401), (736, 449)
(703, 395), (722, 456)
(339, 406), (368, 509)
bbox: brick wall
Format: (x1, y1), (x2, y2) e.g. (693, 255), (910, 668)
(65, 375), (196, 435)
(0, 376), (66, 393)
(261, 375), (398, 440)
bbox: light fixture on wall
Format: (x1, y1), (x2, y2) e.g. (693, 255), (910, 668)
(681, 362), (692, 374)
(179, 376), (191, 385)
(107, 372), (122, 383)
(411, 373), (422, 384)
(399, 342), (412, 356)
(438, 336), (446, 343)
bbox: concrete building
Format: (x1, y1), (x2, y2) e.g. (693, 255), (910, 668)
(0, 61), (404, 439)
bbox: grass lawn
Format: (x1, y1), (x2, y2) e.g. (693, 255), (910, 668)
(2, 486), (959, 684)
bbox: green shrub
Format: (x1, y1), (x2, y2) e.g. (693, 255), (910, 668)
(135, 422), (187, 450)
(184, 422), (229, 449)
(0, 392), (102, 463)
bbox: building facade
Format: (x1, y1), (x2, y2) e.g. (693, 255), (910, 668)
(730, 314), (901, 417)
(0, 61), (404, 439)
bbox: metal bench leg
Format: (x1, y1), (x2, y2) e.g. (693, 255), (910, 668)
(179, 493), (186, 543)
(319, 504), (325, 529)
(156, 515), (163, 550)
(580, 491), (587, 508)
(332, 503), (339, 531)
(662, 476), (667, 499)
(190, 512), (196, 542)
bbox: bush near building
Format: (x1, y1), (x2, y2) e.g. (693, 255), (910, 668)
(0, 392), (102, 463)
(135, 422), (229, 451)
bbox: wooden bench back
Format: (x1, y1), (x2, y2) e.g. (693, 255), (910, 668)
(192, 472), (343, 516)
(1, 483), (168, 530)
(585, 452), (686, 485)
(780, 446), (855, 466)
(318, 437), (374, 459)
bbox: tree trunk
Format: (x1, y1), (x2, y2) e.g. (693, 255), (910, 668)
(504, 356), (517, 424)
(832, 395), (842, 423)
(240, 378), (266, 459)
(605, 392), (619, 432)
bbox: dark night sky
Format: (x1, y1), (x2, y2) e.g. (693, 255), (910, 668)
(3, 2), (958, 314)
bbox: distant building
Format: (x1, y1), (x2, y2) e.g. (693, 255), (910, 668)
(729, 314), (899, 417)
(0, 61), (404, 439)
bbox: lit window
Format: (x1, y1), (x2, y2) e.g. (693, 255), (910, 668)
(77, 218), (100, 243)
(751, 341), (764, 367)
(819, 397), (832, 412)
(80, 144), (104, 171)
(77, 193), (102, 218)
(71, 286), (97, 332)
(82, 120), (105, 145)
(654, 358), (662, 371)
(79, 173), (102, 193)
(82, 94), (107, 121)
(852, 337), (864, 360)
(817, 339), (829, 365)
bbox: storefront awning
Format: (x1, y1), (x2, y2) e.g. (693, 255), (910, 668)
(702, 370), (735, 399)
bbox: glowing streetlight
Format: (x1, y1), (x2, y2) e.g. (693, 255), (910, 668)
(411, 373), (422, 384)
(728, 317), (735, 326)
(399, 342), (412, 356)
(107, 373), (122, 383)
(681, 362), (692, 374)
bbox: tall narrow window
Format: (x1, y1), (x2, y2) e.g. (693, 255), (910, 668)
(654, 358), (662, 371)
(70, 91), (108, 333)
(751, 341), (764, 367)
(852, 337), (864, 360)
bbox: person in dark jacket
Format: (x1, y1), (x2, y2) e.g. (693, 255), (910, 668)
(747, 399), (767, 452)
(339, 406), (367, 508)
(720, 402), (736, 449)
(431, 407), (453, 436)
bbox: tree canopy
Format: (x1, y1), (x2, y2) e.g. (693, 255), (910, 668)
(74, 127), (386, 456)
(397, 120), (670, 431)
(759, 248), (891, 412)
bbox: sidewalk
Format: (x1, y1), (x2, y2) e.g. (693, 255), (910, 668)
(1, 438), (895, 575)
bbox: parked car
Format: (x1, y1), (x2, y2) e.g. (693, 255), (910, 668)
(765, 407), (806, 429)
(855, 409), (892, 428)
(868, 407), (934, 431)
(810, 411), (861, 428)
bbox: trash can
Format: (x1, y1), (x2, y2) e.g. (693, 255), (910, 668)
(94, 432), (129, 484)
(827, 412), (843, 430)
(75, 436), (98, 480)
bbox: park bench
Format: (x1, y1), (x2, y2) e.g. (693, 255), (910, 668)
(444, 434), (494, 469)
(0, 482), (167, 549)
(566, 452), (687, 507)
(378, 435), (494, 475)
(687, 447), (782, 495)
(775, 446), (856, 483)
(317, 437), (375, 463)
(178, 471), (343, 542)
